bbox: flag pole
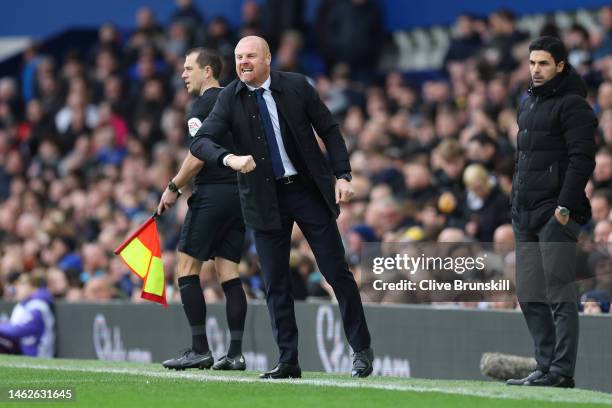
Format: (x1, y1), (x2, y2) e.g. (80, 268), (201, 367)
(113, 216), (156, 254)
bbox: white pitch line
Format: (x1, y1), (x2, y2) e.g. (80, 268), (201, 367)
(0, 362), (610, 406)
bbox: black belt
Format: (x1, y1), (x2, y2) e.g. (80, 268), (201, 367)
(276, 175), (299, 185)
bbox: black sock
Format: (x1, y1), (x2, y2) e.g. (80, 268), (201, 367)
(178, 275), (209, 354)
(221, 278), (246, 358)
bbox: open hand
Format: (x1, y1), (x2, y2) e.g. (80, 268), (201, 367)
(335, 179), (355, 203)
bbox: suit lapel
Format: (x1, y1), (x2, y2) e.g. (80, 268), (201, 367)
(233, 87), (252, 153)
(270, 72), (297, 146)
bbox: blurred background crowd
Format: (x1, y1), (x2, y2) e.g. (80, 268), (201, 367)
(0, 0), (611, 315)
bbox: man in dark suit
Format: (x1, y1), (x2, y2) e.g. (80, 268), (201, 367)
(190, 36), (373, 379)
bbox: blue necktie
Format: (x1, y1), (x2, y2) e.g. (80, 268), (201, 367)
(255, 88), (285, 178)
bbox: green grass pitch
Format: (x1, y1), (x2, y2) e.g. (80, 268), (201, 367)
(0, 355), (610, 407)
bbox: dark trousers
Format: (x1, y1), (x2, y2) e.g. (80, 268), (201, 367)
(513, 214), (581, 377)
(253, 180), (371, 364)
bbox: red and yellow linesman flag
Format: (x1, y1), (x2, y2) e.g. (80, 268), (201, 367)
(114, 216), (167, 307)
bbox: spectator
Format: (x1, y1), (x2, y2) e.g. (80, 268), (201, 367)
(240, 0), (263, 37)
(593, 5), (612, 61)
(83, 275), (115, 301)
(493, 224), (514, 256)
(20, 42), (43, 103)
(580, 290), (610, 314)
(483, 9), (529, 72)
(444, 13), (483, 64)
(588, 251), (612, 296)
(460, 163), (510, 242)
(437, 227), (467, 242)
(466, 133), (498, 171)
(317, 0), (384, 82)
(399, 162), (438, 205)
(169, 0), (204, 39)
(263, 0), (304, 51)
(88, 23), (123, 65)
(591, 189), (612, 222)
(125, 7), (166, 61)
(564, 24), (592, 76)
(593, 219), (612, 245)
(0, 274), (55, 357)
(272, 30), (306, 74)
(202, 17), (236, 83)
(54, 80), (99, 137)
(593, 145), (612, 189)
(431, 139), (466, 195)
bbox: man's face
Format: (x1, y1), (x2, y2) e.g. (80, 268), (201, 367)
(591, 197), (610, 223)
(440, 157), (465, 179)
(583, 301), (602, 315)
(467, 141), (495, 164)
(456, 15), (472, 37)
(597, 83), (612, 111)
(235, 38), (271, 87)
(594, 152), (612, 182)
(529, 50), (564, 87)
(600, 6), (612, 31)
(182, 53), (206, 96)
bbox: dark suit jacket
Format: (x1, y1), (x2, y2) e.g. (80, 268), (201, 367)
(190, 70), (351, 231)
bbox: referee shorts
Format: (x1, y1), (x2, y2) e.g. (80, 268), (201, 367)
(177, 183), (245, 263)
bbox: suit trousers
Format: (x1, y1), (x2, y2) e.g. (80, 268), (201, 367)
(513, 214), (581, 377)
(253, 178), (371, 364)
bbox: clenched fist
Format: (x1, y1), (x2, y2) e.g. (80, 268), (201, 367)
(227, 155), (256, 173)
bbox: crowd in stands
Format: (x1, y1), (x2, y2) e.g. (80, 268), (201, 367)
(0, 0), (611, 315)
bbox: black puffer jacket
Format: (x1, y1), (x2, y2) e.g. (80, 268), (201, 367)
(512, 65), (597, 230)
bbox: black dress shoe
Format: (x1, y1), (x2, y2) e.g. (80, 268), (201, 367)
(506, 369), (546, 386)
(528, 372), (575, 388)
(162, 349), (213, 370)
(351, 348), (374, 378)
(212, 354), (246, 371)
(259, 363), (302, 379)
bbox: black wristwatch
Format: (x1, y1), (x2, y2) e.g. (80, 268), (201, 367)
(336, 172), (352, 182)
(168, 180), (182, 196)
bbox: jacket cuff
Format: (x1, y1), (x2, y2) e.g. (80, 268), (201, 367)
(219, 153), (231, 168)
(557, 194), (577, 213)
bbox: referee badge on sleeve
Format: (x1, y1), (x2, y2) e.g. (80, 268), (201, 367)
(188, 117), (202, 137)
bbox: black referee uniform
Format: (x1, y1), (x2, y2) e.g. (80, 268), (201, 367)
(177, 87), (244, 263)
(163, 86), (247, 371)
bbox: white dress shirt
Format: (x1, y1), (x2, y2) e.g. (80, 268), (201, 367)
(246, 76), (297, 177)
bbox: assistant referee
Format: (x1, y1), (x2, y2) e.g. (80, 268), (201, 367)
(157, 48), (247, 371)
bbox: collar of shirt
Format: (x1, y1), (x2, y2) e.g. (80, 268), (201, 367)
(245, 76), (271, 93)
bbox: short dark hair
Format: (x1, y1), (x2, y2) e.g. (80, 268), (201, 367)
(469, 133), (497, 149)
(597, 144), (612, 157)
(186, 47), (222, 80)
(592, 188), (612, 204)
(529, 36), (567, 65)
(569, 23), (589, 41)
(493, 8), (515, 22)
